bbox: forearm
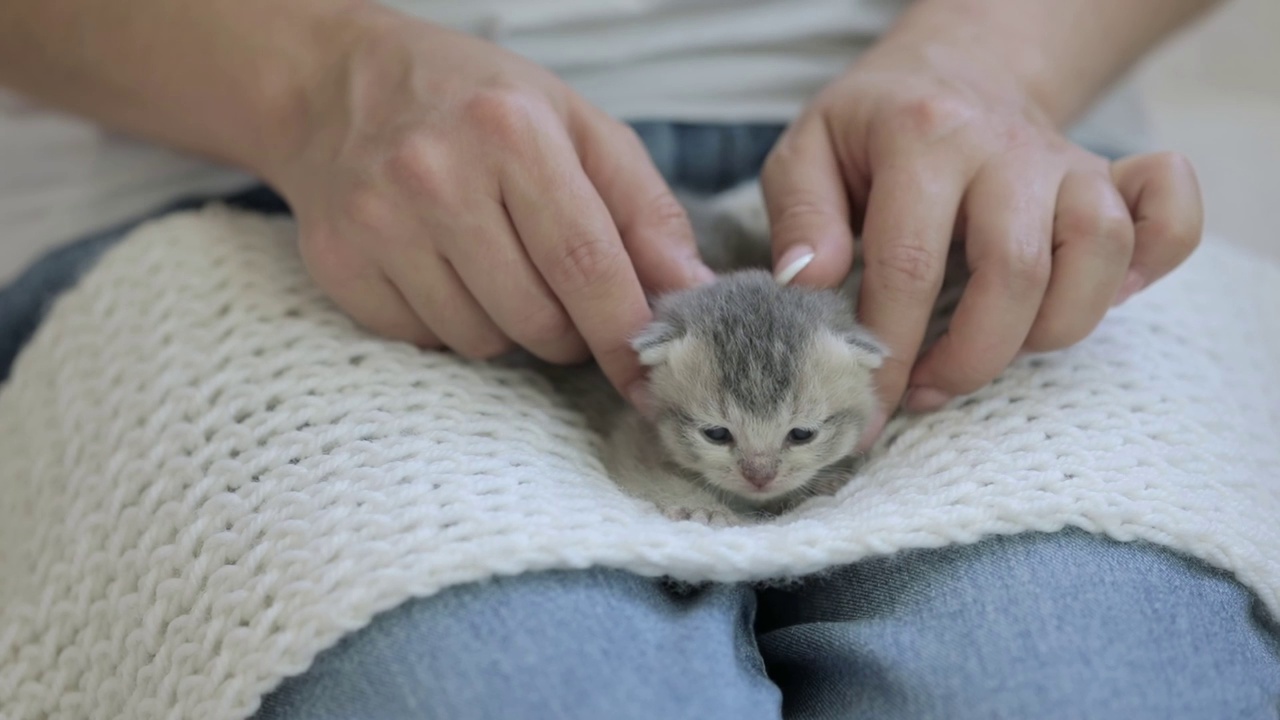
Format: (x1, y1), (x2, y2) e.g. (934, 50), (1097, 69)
(0, 0), (359, 178)
(874, 0), (1225, 126)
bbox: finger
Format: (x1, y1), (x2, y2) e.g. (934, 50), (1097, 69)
(906, 157), (1057, 411)
(1023, 168), (1134, 352)
(855, 155), (968, 425)
(500, 118), (654, 401)
(297, 225), (441, 349)
(1110, 151), (1204, 303)
(759, 113), (856, 289)
(384, 248), (514, 360)
(574, 112), (716, 293)
(439, 198), (591, 365)
(339, 273), (443, 349)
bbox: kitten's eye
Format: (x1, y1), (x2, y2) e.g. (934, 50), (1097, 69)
(787, 428), (816, 444)
(702, 426), (733, 444)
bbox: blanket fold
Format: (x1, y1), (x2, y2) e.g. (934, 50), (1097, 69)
(1, 205), (1277, 720)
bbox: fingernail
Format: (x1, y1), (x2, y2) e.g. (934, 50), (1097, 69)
(1112, 270), (1145, 306)
(902, 386), (952, 413)
(774, 246), (815, 286)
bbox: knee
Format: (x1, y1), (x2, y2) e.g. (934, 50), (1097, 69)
(255, 567), (781, 720)
(760, 529), (1280, 719)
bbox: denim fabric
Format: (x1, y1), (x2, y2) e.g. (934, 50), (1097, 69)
(250, 529), (1280, 720)
(3, 124), (1278, 718)
(0, 185), (290, 382)
(753, 530), (1280, 719)
(631, 121), (786, 194)
(254, 569), (783, 720)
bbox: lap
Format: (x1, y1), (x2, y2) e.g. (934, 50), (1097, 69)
(250, 568), (781, 720)
(755, 528), (1280, 719)
(252, 529), (1280, 720)
(8, 124), (1273, 718)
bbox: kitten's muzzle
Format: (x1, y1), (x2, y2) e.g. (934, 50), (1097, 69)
(740, 459), (779, 489)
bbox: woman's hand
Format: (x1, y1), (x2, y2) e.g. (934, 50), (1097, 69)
(264, 6), (713, 402)
(761, 8), (1204, 446)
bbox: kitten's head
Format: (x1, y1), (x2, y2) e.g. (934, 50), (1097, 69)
(632, 270), (885, 505)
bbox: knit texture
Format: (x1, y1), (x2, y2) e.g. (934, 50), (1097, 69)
(1, 205), (1277, 720)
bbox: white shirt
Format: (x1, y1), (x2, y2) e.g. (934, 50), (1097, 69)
(0, 0), (1145, 282)
(380, 0), (904, 121)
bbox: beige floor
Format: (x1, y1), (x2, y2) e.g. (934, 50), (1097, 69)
(0, 3), (1275, 277)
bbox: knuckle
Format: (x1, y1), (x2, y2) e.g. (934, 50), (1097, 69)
(892, 95), (977, 141)
(768, 193), (834, 242)
(298, 225), (362, 290)
(341, 186), (396, 236)
(994, 238), (1052, 294)
(1149, 150), (1198, 181)
(516, 302), (576, 346)
(340, 298), (433, 348)
(385, 134), (451, 201)
(549, 233), (626, 294)
(1057, 202), (1134, 257)
(463, 86), (546, 145)
(639, 191), (691, 233)
(870, 241), (944, 296)
(993, 121), (1038, 152)
(1098, 212), (1137, 257)
(1142, 215), (1201, 258)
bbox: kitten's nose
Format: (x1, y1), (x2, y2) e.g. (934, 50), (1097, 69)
(740, 463), (777, 489)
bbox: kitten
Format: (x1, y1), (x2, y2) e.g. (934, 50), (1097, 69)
(605, 268), (886, 525)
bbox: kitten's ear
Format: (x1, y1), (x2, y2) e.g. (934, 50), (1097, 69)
(840, 327), (888, 369)
(632, 320), (682, 366)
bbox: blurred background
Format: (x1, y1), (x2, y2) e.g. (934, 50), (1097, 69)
(1134, 0), (1279, 263)
(0, 0), (1276, 281)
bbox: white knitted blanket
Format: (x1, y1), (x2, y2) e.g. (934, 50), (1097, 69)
(1, 205), (1277, 720)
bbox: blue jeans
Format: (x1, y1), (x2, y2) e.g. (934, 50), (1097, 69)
(2, 123), (1278, 718)
(253, 530), (1280, 720)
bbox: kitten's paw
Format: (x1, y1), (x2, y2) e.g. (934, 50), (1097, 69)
(661, 504), (745, 527)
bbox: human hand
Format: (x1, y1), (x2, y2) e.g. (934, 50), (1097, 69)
(263, 5), (713, 402)
(760, 32), (1203, 447)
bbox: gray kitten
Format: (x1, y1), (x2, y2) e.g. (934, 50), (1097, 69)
(605, 268), (886, 525)
(528, 180), (957, 525)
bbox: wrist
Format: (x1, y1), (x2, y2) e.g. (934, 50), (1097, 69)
(868, 0), (1221, 128)
(232, 0), (372, 185)
(864, 2), (1063, 124)
(253, 2), (456, 194)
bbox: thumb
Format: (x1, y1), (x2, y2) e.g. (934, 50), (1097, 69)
(577, 116), (716, 294)
(759, 114), (855, 288)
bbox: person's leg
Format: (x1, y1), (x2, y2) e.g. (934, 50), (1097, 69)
(755, 528), (1280, 720)
(252, 567), (781, 720)
(0, 184), (286, 382)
